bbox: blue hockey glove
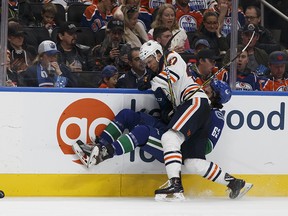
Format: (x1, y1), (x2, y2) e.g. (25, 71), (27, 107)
(255, 64), (268, 76)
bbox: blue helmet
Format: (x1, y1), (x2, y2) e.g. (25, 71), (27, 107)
(210, 79), (232, 104)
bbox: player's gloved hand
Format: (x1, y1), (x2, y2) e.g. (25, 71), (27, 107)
(255, 64), (268, 76)
(161, 103), (174, 124)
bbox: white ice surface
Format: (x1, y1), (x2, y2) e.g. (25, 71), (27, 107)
(1, 197), (288, 216)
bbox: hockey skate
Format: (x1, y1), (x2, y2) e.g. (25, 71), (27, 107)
(87, 144), (114, 168)
(72, 140), (95, 167)
(154, 177), (185, 202)
(227, 179), (253, 199)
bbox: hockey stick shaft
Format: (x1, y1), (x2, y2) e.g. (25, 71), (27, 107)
(163, 31), (181, 111)
(191, 31), (256, 95)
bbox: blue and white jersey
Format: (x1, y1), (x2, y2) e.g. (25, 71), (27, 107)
(207, 108), (225, 153)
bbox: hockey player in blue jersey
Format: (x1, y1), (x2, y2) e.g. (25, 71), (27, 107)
(73, 79), (228, 165)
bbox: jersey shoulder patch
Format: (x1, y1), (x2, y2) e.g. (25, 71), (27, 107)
(168, 56), (178, 66)
(214, 109), (225, 120)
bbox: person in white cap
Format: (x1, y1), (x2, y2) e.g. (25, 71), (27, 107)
(19, 40), (76, 87)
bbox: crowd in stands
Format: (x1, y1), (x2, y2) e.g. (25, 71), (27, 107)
(3, 0), (288, 91)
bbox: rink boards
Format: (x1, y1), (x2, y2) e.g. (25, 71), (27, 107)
(0, 88), (288, 197)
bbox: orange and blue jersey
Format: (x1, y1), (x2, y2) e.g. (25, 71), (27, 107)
(175, 5), (203, 32)
(140, 0), (172, 13)
(234, 72), (263, 91)
(189, 65), (229, 86)
(262, 78), (288, 91)
(81, 4), (113, 32)
(138, 6), (153, 31)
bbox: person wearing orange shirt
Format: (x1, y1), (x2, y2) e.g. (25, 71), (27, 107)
(189, 49), (228, 86)
(262, 51), (288, 91)
(81, 0), (115, 32)
(174, 0), (203, 33)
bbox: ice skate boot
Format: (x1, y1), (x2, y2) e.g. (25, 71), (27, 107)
(154, 177), (185, 201)
(72, 140), (96, 166)
(87, 144), (114, 168)
(227, 177), (253, 199)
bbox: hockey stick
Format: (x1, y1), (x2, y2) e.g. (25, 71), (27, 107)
(190, 30), (256, 96)
(162, 31), (181, 111)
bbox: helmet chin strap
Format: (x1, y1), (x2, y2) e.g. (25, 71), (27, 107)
(154, 53), (160, 63)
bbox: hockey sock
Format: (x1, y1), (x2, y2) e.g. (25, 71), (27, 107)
(184, 158), (229, 185)
(100, 121), (123, 145)
(161, 129), (185, 179)
(112, 125), (150, 155)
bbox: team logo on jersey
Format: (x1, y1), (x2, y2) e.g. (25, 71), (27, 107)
(277, 86), (288, 91)
(235, 82), (253, 91)
(179, 15), (197, 32)
(149, 0), (165, 9)
(56, 98), (115, 163)
(215, 110), (224, 120)
(168, 57), (178, 66)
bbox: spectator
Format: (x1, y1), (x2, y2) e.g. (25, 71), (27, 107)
(194, 38), (210, 53)
(87, 18), (130, 72)
(113, 0), (140, 21)
(153, 26), (173, 49)
(223, 23), (269, 74)
(174, 0), (203, 33)
(8, 0), (35, 26)
(113, 0), (152, 32)
(8, 21), (37, 74)
(208, 0), (245, 37)
(233, 45), (265, 91)
(98, 65), (119, 88)
(122, 5), (148, 48)
(244, 6), (280, 54)
(81, 0), (115, 33)
(34, 2), (58, 36)
(262, 51), (288, 91)
(56, 22), (89, 72)
(117, 47), (148, 88)
(148, 4), (190, 53)
(189, 49), (228, 85)
(191, 11), (229, 60)
(20, 40), (76, 87)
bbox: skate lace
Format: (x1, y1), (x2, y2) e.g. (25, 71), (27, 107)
(158, 180), (171, 189)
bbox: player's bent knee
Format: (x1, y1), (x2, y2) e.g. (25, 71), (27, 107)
(130, 125), (150, 145)
(161, 129), (185, 151)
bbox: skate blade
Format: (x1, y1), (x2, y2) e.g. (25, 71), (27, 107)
(236, 182), (253, 199)
(228, 182), (253, 200)
(155, 193), (185, 202)
(72, 143), (88, 167)
(87, 146), (100, 168)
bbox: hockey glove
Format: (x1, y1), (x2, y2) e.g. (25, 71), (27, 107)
(255, 64), (268, 76)
(154, 87), (175, 124)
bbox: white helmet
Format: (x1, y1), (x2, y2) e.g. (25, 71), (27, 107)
(139, 40), (163, 61)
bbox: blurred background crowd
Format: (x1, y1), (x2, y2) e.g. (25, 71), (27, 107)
(1, 0), (288, 91)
